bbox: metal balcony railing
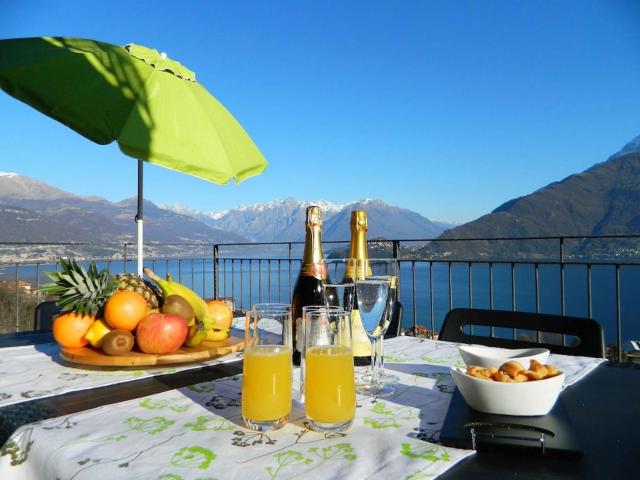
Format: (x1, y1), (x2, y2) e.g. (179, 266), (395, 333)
(1, 235), (640, 362)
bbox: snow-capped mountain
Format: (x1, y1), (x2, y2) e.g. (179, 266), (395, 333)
(0, 173), (248, 245)
(163, 198), (452, 242)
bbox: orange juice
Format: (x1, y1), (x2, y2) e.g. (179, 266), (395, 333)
(305, 345), (356, 424)
(242, 345), (292, 421)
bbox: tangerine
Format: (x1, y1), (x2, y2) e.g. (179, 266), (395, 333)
(206, 300), (233, 330)
(53, 312), (95, 348)
(104, 291), (147, 331)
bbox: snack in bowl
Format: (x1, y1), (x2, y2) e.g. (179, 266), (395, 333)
(458, 345), (550, 369)
(451, 359), (565, 416)
(466, 359), (561, 383)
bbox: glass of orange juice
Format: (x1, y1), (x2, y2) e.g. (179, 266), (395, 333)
(242, 305), (292, 431)
(304, 310), (355, 433)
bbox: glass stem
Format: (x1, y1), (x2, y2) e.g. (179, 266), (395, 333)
(376, 336), (384, 374)
(371, 337), (380, 385)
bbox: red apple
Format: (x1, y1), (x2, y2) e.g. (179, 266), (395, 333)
(136, 313), (188, 354)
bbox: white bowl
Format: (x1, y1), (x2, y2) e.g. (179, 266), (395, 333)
(458, 345), (550, 370)
(450, 367), (565, 416)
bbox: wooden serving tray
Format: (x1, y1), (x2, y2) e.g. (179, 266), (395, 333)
(60, 334), (244, 367)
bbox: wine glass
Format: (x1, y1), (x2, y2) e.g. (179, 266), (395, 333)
(362, 274), (400, 385)
(353, 258), (395, 397)
(323, 259), (355, 312)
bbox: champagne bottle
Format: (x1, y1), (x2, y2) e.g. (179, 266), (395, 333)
(344, 210), (372, 366)
(291, 206), (329, 365)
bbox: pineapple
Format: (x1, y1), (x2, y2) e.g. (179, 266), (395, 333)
(115, 274), (161, 309)
(41, 259), (117, 317)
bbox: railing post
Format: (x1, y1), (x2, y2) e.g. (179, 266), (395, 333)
(15, 264), (20, 333)
(36, 263), (41, 305)
(616, 264), (622, 363)
(392, 240), (400, 299)
(213, 244), (219, 300)
(123, 244), (127, 273)
(288, 243), (293, 303)
(560, 237), (565, 315)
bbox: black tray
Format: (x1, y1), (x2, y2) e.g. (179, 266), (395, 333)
(440, 390), (582, 458)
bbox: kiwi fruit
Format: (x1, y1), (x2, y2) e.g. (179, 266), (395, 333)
(102, 330), (135, 356)
(162, 295), (195, 323)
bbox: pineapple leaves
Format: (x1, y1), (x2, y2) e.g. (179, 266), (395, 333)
(40, 258), (117, 317)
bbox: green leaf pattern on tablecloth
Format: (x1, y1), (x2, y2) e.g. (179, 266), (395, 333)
(185, 415), (234, 432)
(264, 443), (356, 480)
(419, 354), (465, 369)
(363, 401), (419, 429)
(140, 397), (193, 413)
(187, 383), (217, 393)
(140, 398), (171, 410)
(400, 442), (452, 480)
(125, 416), (175, 435)
(383, 353), (411, 363)
(170, 445), (216, 469)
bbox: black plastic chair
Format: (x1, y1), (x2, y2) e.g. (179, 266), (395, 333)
(384, 301), (403, 339)
(33, 300), (61, 331)
(439, 308), (605, 358)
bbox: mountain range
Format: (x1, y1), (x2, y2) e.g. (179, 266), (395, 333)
(0, 173), (451, 255)
(2, 132), (640, 261)
(163, 198), (452, 242)
(427, 134), (640, 260)
(0, 172), (248, 246)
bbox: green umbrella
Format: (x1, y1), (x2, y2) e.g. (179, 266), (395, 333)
(0, 36), (267, 274)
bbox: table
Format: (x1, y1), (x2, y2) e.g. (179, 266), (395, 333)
(1, 333), (638, 479)
(439, 362), (640, 479)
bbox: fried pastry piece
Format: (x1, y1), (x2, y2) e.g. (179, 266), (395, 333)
(523, 369), (545, 381)
(529, 359), (548, 379)
(499, 360), (525, 378)
(513, 373), (529, 382)
(466, 365), (494, 380)
(490, 371), (511, 382)
(466, 366), (484, 376)
(544, 364), (561, 378)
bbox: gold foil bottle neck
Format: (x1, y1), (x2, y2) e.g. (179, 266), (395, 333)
(306, 206), (322, 227)
(345, 209), (370, 280)
(301, 206), (325, 278)
(350, 210), (367, 231)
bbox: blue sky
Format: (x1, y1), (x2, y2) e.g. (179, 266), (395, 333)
(1, 1), (639, 223)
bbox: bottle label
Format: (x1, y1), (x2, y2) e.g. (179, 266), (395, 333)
(350, 309), (372, 357)
(300, 262), (327, 280)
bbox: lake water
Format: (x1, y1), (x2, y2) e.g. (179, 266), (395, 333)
(6, 257), (639, 349)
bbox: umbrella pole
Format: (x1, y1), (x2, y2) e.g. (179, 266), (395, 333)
(136, 159), (144, 276)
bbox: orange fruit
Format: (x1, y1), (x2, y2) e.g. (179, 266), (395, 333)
(104, 291), (147, 331)
(53, 312), (95, 348)
(205, 300), (233, 330)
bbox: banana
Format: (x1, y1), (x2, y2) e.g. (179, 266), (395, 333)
(184, 324), (206, 347)
(205, 328), (231, 342)
(143, 268), (214, 331)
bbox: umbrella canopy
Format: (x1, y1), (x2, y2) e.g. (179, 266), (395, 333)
(0, 37), (267, 274)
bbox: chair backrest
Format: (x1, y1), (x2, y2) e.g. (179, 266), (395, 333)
(439, 308), (605, 358)
(384, 301), (403, 339)
(34, 300), (62, 331)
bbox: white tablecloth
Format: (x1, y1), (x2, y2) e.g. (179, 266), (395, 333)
(0, 343), (243, 409)
(0, 337), (605, 480)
